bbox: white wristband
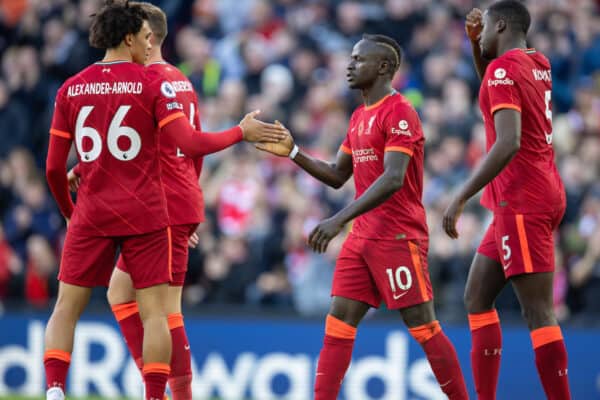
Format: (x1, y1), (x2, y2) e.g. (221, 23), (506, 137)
(289, 144), (299, 160)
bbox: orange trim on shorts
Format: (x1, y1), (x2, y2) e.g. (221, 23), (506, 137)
(408, 241), (429, 302)
(491, 103), (521, 114)
(158, 112), (185, 129)
(364, 94), (392, 110)
(142, 362), (171, 375)
(168, 313), (184, 330)
(408, 320), (441, 344)
(111, 301), (139, 321)
(468, 309), (500, 331)
(531, 326), (563, 349)
(325, 314), (356, 340)
(44, 349), (71, 363)
(50, 128), (72, 139)
(167, 227), (173, 280)
(385, 146), (413, 156)
(516, 214), (534, 273)
(340, 144), (352, 155)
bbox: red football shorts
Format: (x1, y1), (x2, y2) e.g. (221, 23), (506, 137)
(59, 227), (172, 289)
(332, 233), (433, 309)
(477, 210), (564, 278)
(117, 224), (196, 286)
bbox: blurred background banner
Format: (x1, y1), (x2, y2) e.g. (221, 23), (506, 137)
(0, 313), (598, 399)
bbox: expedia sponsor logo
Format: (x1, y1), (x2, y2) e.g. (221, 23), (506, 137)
(391, 120), (411, 136)
(487, 77), (514, 87)
(494, 68), (506, 79)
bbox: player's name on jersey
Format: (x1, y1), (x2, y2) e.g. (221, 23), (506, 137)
(67, 81), (143, 97)
(532, 68), (551, 82)
(169, 80), (194, 92)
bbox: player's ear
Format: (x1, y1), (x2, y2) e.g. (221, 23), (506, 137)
(496, 18), (507, 34)
(379, 60), (390, 76)
(124, 33), (134, 47)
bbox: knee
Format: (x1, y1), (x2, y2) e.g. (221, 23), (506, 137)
(520, 303), (556, 330)
(463, 288), (492, 314)
(106, 280), (135, 306)
(52, 297), (84, 321)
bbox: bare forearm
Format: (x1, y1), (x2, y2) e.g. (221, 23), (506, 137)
(335, 173), (400, 224)
(471, 41), (490, 81)
(458, 140), (518, 202)
(293, 151), (347, 189)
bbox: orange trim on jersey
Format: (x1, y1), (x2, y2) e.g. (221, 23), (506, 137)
(50, 128), (72, 139)
(142, 362), (171, 375)
(158, 112), (185, 129)
(44, 349), (71, 363)
(408, 320), (441, 344)
(408, 241), (429, 302)
(515, 214), (533, 273)
(111, 301), (139, 321)
(468, 309), (500, 331)
(385, 146), (413, 156)
(340, 144), (352, 155)
(364, 94), (392, 110)
(168, 313), (184, 330)
(325, 314), (356, 340)
(491, 103), (521, 114)
(166, 227), (173, 280)
(531, 326), (563, 349)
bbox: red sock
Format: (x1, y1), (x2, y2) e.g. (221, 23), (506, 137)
(168, 313), (192, 400)
(531, 326), (571, 400)
(112, 301), (144, 371)
(314, 315), (356, 400)
(143, 363), (171, 400)
(409, 321), (468, 400)
(468, 310), (502, 400)
(44, 350), (71, 390)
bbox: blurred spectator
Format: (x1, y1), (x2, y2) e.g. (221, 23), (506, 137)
(0, 0), (599, 325)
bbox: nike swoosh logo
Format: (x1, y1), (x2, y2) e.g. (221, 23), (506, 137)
(503, 261), (512, 271)
(184, 345), (190, 350)
(440, 380), (452, 387)
(393, 292), (408, 300)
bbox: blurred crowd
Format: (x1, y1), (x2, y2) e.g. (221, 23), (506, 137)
(0, 0), (599, 324)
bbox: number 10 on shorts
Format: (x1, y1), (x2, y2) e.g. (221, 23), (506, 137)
(386, 266), (413, 294)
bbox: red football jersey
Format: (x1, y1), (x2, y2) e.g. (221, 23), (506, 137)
(340, 93), (428, 240)
(146, 62), (204, 226)
(479, 48), (565, 214)
(49, 61), (186, 236)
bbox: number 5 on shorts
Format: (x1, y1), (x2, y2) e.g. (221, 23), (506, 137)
(502, 235), (512, 265)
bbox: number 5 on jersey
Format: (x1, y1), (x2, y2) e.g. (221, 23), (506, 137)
(75, 105), (141, 162)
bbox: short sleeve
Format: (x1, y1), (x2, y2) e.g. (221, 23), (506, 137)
(381, 102), (422, 157)
(49, 88), (72, 139)
(340, 135), (352, 155)
(485, 59), (522, 115)
(339, 113), (355, 155)
(146, 71), (186, 129)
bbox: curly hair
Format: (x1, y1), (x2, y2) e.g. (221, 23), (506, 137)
(89, 0), (148, 50)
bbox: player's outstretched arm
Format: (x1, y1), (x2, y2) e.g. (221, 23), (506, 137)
(256, 121), (353, 189)
(307, 151), (409, 253)
(161, 110), (287, 158)
(466, 8), (490, 80)
(46, 135), (75, 219)
(443, 109), (521, 238)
